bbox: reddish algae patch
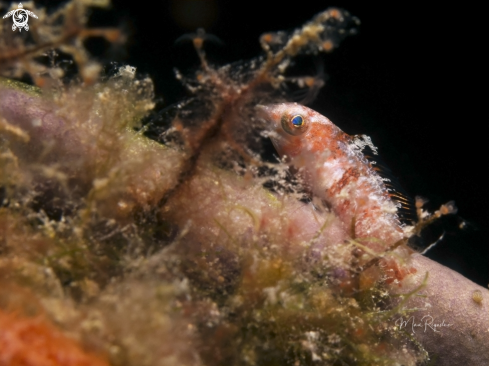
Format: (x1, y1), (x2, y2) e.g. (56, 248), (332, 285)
(0, 310), (109, 366)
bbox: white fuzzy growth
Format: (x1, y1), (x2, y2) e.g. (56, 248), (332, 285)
(302, 134), (404, 243)
(117, 65), (137, 79)
(319, 159), (346, 191)
(351, 134), (378, 155)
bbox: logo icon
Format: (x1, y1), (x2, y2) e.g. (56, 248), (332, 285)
(2, 3), (38, 32)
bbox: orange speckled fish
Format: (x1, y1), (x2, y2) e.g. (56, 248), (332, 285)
(258, 103), (411, 255)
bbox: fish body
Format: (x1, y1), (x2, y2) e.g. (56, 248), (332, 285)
(258, 103), (406, 253)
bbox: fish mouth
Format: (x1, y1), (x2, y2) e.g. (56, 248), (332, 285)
(255, 104), (281, 131)
(255, 104), (285, 146)
(254, 104), (272, 120)
(255, 104), (297, 157)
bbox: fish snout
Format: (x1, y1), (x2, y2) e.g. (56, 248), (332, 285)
(255, 104), (282, 131)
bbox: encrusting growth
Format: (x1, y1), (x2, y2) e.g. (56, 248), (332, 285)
(0, 2), (488, 366)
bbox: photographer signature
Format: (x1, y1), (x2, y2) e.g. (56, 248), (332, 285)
(395, 315), (453, 333)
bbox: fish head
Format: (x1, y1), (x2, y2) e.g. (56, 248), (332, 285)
(256, 103), (341, 160)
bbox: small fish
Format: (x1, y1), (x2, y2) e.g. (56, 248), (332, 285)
(257, 103), (409, 254)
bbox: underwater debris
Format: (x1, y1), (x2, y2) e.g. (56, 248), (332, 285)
(472, 289), (483, 304)
(0, 2), (488, 366)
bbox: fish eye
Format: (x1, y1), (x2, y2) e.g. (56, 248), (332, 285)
(291, 115), (304, 127)
(281, 114), (308, 136)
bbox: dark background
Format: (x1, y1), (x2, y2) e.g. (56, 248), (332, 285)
(49, 1), (489, 285)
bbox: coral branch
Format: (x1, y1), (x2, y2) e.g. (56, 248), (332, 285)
(393, 254), (489, 366)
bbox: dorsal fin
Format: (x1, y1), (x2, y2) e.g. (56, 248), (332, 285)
(358, 140), (416, 224)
